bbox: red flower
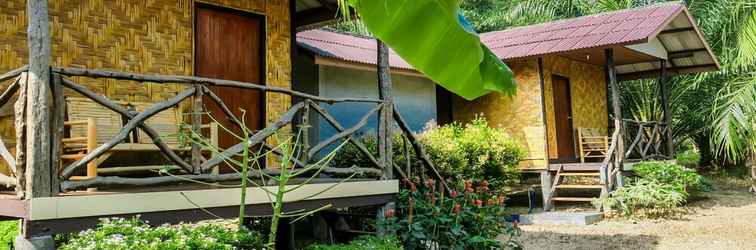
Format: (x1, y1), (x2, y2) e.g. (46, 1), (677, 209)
(474, 199), (483, 207)
(453, 203), (462, 213)
(450, 190), (458, 198)
(384, 208), (395, 218)
(481, 180), (489, 188)
(410, 183), (417, 192)
(498, 195), (506, 207)
(464, 180), (473, 190)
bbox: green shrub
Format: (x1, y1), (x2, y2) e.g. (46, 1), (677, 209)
(0, 220), (17, 250)
(308, 235), (403, 250)
(633, 161), (709, 192)
(595, 161), (711, 218)
(595, 179), (687, 218)
(58, 217), (264, 250)
(676, 149), (701, 168)
(420, 117), (525, 189)
(330, 117), (525, 190)
(384, 179), (521, 250)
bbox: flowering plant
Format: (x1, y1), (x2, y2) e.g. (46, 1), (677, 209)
(381, 178), (521, 250)
(57, 217), (264, 250)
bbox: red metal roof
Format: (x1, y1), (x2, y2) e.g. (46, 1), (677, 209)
(297, 29), (414, 70)
(298, 2), (685, 65)
(481, 2), (683, 60)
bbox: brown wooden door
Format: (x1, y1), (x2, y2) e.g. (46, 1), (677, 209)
(196, 6), (263, 150)
(552, 76), (576, 163)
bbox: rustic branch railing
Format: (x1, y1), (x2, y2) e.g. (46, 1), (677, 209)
(622, 119), (671, 161)
(15, 67), (444, 192)
(599, 129), (621, 197)
(0, 66), (28, 188)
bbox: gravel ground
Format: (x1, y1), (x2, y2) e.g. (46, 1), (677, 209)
(511, 176), (756, 250)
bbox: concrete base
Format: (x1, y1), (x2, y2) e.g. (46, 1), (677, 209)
(519, 212), (603, 226)
(14, 235), (54, 250)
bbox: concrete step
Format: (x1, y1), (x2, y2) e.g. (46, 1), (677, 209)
(551, 197), (595, 202)
(555, 184), (603, 189)
(519, 211), (603, 225)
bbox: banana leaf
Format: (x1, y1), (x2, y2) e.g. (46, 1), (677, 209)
(345, 0), (516, 100)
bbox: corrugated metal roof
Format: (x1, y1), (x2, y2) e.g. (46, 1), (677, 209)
(480, 2), (683, 60)
(297, 1), (718, 78)
(297, 29), (414, 70)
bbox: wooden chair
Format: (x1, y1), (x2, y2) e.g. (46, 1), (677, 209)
(577, 128), (609, 163)
(61, 97), (218, 182)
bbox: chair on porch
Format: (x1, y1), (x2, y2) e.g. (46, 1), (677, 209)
(577, 128), (609, 163)
(61, 97), (218, 180)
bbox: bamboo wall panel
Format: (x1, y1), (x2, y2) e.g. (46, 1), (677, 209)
(0, 0), (293, 172)
(452, 59), (548, 170)
(542, 55), (608, 160)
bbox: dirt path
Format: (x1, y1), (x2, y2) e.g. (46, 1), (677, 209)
(513, 177), (756, 250)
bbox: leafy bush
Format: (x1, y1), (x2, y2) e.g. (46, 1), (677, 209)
(308, 235), (403, 250)
(330, 117), (525, 190)
(383, 178), (521, 250)
(595, 161), (711, 218)
(58, 217), (264, 250)
(596, 179), (687, 218)
(676, 149), (701, 168)
(0, 220), (17, 250)
(633, 161), (710, 192)
(420, 118), (525, 189)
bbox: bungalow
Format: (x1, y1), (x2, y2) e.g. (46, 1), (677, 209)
(0, 0), (416, 246)
(294, 2), (718, 207)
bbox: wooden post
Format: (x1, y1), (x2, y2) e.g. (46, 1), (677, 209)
(86, 118), (97, 192)
(50, 74), (64, 195)
(605, 48), (625, 169)
(25, 0), (52, 198)
(300, 102), (310, 163)
(537, 58), (550, 167)
(377, 40), (393, 180)
(191, 84), (203, 174)
(14, 73), (27, 198)
(658, 60), (674, 158)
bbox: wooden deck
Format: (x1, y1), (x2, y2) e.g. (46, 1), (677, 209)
(0, 180), (398, 236)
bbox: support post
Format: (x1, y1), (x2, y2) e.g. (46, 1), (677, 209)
(540, 171), (554, 211)
(377, 40), (393, 180)
(537, 58), (550, 167)
(191, 84), (203, 174)
(50, 74), (64, 195)
(25, 0), (52, 198)
(605, 48), (625, 170)
(658, 60), (674, 158)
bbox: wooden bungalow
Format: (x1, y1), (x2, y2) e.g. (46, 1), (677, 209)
(0, 0), (444, 246)
(293, 2), (719, 209)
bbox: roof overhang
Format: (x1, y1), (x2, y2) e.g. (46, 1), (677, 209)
(295, 0), (341, 30)
(614, 7), (720, 80)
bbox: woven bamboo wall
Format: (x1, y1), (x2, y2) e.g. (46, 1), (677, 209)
(453, 55), (608, 170)
(542, 55), (608, 160)
(452, 59), (548, 170)
(0, 0), (292, 174)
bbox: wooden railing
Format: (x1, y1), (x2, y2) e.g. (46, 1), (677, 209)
(599, 128), (621, 196)
(0, 66), (28, 189)
(622, 119), (671, 161)
(0, 66), (448, 193)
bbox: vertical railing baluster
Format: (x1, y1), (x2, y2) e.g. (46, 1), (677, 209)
(300, 99), (310, 164)
(191, 83), (203, 174)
